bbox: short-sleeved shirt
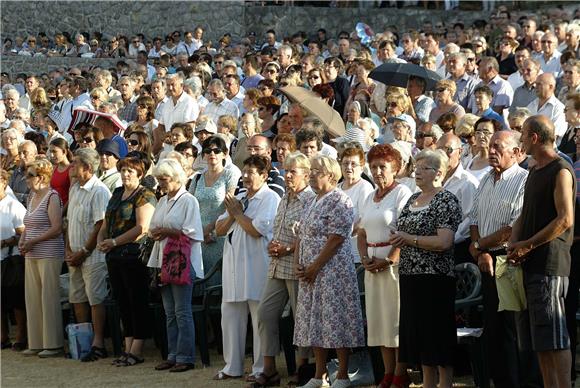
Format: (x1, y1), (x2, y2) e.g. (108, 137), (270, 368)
(397, 190), (462, 277)
(0, 193), (26, 260)
(68, 175), (112, 266)
(159, 92), (200, 130)
(105, 186), (157, 242)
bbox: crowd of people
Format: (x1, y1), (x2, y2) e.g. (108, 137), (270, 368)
(1, 3), (580, 388)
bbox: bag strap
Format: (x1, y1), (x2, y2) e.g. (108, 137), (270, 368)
(189, 173), (203, 195)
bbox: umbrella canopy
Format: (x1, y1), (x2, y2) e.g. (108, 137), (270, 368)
(67, 107), (126, 135)
(369, 62), (442, 91)
(278, 86), (345, 137)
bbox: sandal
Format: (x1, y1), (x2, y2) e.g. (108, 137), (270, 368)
(169, 363), (195, 373)
(81, 346), (108, 362)
(213, 371), (242, 380)
(252, 371), (281, 387)
(155, 361), (175, 371)
(11, 342), (26, 352)
(111, 352), (129, 366)
(117, 353), (144, 367)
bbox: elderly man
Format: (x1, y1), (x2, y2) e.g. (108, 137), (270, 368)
(116, 76), (138, 123)
(557, 59), (580, 102)
(18, 75), (39, 112)
(526, 73), (567, 143)
(151, 78), (168, 120)
(564, 24), (580, 57)
(95, 139), (122, 192)
(204, 79), (239, 124)
(277, 45), (294, 72)
(57, 77), (93, 134)
(436, 133), (479, 264)
(66, 148), (111, 361)
(447, 52), (479, 109)
(469, 130), (533, 388)
(224, 75), (245, 112)
(509, 116), (576, 388)
(507, 47), (531, 91)
(468, 57), (513, 119)
(8, 140), (37, 205)
(538, 32), (562, 76)
(94, 69), (121, 100)
(154, 73), (199, 154)
(511, 58), (542, 113)
(375, 40), (406, 66)
(234, 134), (284, 198)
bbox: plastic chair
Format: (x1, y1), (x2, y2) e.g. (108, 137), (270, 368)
(454, 262), (488, 388)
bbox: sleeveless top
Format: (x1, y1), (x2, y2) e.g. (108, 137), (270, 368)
(50, 165), (72, 205)
(23, 189), (65, 259)
(520, 158), (576, 277)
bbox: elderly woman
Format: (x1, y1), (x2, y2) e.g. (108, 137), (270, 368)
(429, 80), (465, 123)
(346, 100), (371, 131)
(1, 128), (21, 177)
(189, 136), (240, 284)
(89, 87), (109, 111)
(338, 146), (374, 263)
(147, 159), (203, 373)
(131, 96), (159, 137)
(255, 152), (315, 386)
(465, 118), (497, 181)
(232, 113), (258, 169)
(293, 155), (365, 388)
(0, 169), (27, 351)
(19, 159), (65, 357)
(389, 149), (462, 388)
(78, 125), (104, 150)
(454, 113), (480, 168)
(97, 157), (156, 366)
(358, 145), (413, 388)
(214, 155), (280, 381)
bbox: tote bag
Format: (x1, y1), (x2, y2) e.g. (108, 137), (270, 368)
(160, 233), (192, 286)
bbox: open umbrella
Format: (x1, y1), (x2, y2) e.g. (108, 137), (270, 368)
(278, 86), (345, 137)
(369, 62), (442, 91)
(68, 107), (126, 136)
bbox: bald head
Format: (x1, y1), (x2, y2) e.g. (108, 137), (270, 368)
(488, 130), (520, 171)
(436, 133), (463, 170)
(535, 73), (556, 99)
(523, 114), (555, 147)
(437, 133), (462, 149)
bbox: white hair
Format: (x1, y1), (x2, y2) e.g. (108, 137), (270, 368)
(154, 157), (188, 185)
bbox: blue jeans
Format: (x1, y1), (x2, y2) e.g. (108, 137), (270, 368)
(160, 269), (195, 364)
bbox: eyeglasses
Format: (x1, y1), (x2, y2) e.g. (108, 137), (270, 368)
(435, 88), (447, 93)
(81, 137), (95, 144)
(25, 172), (37, 179)
(341, 161), (361, 168)
(127, 139), (140, 146)
(179, 151), (194, 158)
(387, 101), (399, 108)
(308, 75), (320, 80)
(90, 95), (99, 100)
(467, 57), (476, 62)
(414, 166), (437, 172)
(132, 40), (140, 44)
(101, 151), (116, 157)
(441, 146), (460, 155)
(202, 148), (222, 155)
(475, 130), (494, 136)
(214, 61), (223, 65)
(416, 133), (434, 139)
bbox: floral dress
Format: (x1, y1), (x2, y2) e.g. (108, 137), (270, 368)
(293, 189), (365, 348)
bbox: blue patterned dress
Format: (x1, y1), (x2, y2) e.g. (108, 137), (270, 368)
(293, 189), (365, 348)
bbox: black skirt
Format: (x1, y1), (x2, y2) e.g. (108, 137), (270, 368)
(399, 274), (456, 367)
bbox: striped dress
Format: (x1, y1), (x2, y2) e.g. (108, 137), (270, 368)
(23, 189), (64, 259)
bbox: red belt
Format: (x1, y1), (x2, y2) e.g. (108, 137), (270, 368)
(367, 241), (391, 247)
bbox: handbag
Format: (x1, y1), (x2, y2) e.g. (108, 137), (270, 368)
(326, 350), (375, 386)
(66, 322), (94, 360)
(160, 233), (192, 286)
(1, 246), (24, 288)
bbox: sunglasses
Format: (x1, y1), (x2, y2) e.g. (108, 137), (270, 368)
(202, 148), (222, 155)
(180, 151), (194, 158)
(416, 133), (434, 139)
(214, 61), (223, 65)
(127, 139), (140, 146)
(81, 137), (95, 144)
(467, 57), (476, 62)
(308, 75), (320, 80)
(132, 40), (140, 44)
(387, 101), (399, 108)
(26, 172), (37, 179)
(435, 88), (447, 93)
(90, 95), (99, 99)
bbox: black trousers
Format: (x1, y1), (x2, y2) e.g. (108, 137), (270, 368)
(106, 253), (150, 340)
(565, 242), (579, 382)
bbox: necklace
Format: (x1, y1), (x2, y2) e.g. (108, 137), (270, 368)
(374, 181), (398, 203)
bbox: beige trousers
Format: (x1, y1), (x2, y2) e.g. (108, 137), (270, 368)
(25, 258), (64, 350)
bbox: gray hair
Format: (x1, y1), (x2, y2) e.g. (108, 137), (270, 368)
(14, 107), (30, 121)
(118, 75), (135, 86)
(151, 78), (166, 88)
(508, 107), (532, 121)
(208, 78), (225, 91)
(184, 76), (203, 97)
(3, 88), (20, 99)
(74, 148), (100, 174)
(1, 127), (23, 144)
(153, 158), (188, 186)
(166, 72), (184, 83)
(448, 52), (467, 65)
(8, 119), (26, 134)
(302, 117), (325, 137)
(415, 149), (449, 176)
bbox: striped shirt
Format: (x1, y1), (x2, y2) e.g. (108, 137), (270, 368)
(67, 175), (111, 266)
(23, 189), (65, 259)
(469, 163), (528, 250)
(204, 98), (240, 123)
(235, 166), (285, 198)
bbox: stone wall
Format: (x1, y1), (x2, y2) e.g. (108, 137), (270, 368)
(1, 56), (121, 75)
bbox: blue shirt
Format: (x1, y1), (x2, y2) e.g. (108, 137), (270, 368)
(481, 108), (508, 129)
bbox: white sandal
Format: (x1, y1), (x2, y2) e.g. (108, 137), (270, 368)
(330, 378), (352, 388)
(298, 378), (323, 388)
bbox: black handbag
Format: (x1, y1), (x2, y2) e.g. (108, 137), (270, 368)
(1, 247), (25, 288)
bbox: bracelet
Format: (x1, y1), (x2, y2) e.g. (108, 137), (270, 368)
(413, 235), (418, 247)
(81, 246), (90, 254)
(112, 238), (117, 247)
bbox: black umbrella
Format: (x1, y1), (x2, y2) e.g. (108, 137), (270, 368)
(369, 62), (442, 91)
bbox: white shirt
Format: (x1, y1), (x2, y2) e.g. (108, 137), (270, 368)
(176, 41), (200, 56)
(67, 175), (111, 266)
(526, 95), (567, 141)
(218, 184), (280, 302)
(538, 51), (562, 76)
(159, 92), (200, 131)
(507, 71), (525, 91)
(128, 43), (146, 58)
(443, 163), (479, 243)
(0, 193), (26, 260)
(154, 96), (169, 121)
(320, 142), (338, 159)
(339, 179), (374, 263)
(230, 90), (245, 112)
(204, 97), (240, 123)
(147, 187), (204, 279)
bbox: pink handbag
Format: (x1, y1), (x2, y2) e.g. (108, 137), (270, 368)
(160, 234), (192, 286)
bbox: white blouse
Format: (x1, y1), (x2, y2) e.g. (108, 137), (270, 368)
(147, 186), (204, 278)
(339, 179), (374, 263)
(0, 194), (26, 260)
(217, 183), (281, 302)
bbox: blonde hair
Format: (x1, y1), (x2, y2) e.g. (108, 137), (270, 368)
(415, 149), (449, 176)
(27, 158), (53, 183)
(436, 79), (457, 96)
(153, 158), (188, 186)
(284, 151), (311, 171)
(90, 87), (109, 102)
(311, 155), (341, 183)
(455, 113), (480, 137)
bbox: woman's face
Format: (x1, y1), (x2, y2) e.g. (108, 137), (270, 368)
(4, 94), (18, 111)
(392, 121), (410, 141)
(0, 176), (7, 196)
(242, 95), (253, 110)
(355, 65), (368, 80)
(25, 168), (43, 191)
(414, 159), (439, 188)
(79, 133), (97, 149)
(49, 145), (66, 165)
(100, 152), (118, 170)
(241, 164), (267, 193)
(369, 158), (397, 188)
(340, 155), (363, 182)
(386, 100), (404, 117)
(171, 128), (187, 146)
(202, 144), (225, 167)
(277, 115), (293, 134)
(347, 105), (361, 124)
(284, 162), (309, 193)
(241, 115), (256, 137)
(276, 141), (292, 165)
(499, 41), (512, 55)
(423, 60), (437, 71)
(120, 166), (141, 188)
(127, 134), (141, 153)
(324, 62), (338, 81)
(565, 99), (580, 126)
(156, 175), (180, 194)
(308, 71), (322, 88)
(435, 86), (452, 105)
(2, 132), (18, 152)
(474, 122), (494, 148)
(137, 104), (148, 119)
(309, 160), (331, 192)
